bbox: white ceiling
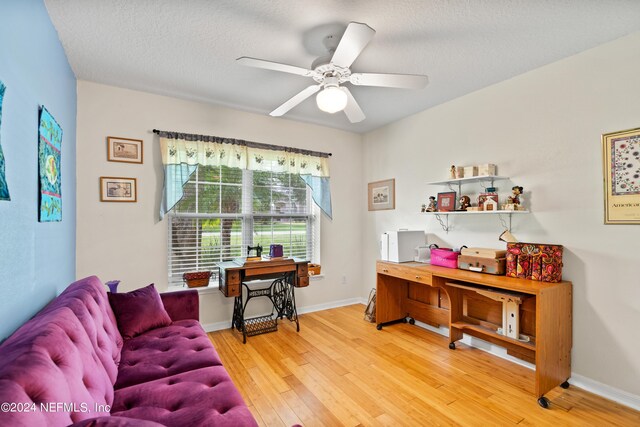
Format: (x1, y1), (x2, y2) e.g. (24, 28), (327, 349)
(45, 0), (640, 133)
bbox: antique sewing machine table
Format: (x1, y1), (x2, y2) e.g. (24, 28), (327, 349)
(218, 257), (310, 343)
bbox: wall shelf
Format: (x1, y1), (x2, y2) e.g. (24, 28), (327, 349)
(425, 175), (528, 232)
(427, 175), (508, 187)
(423, 210), (529, 216)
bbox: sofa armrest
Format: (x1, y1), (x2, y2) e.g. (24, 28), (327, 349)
(160, 289), (199, 321)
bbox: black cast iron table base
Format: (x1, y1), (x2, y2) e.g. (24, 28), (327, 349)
(231, 272), (299, 343)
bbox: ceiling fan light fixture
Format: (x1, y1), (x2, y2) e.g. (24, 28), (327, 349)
(316, 85), (347, 114)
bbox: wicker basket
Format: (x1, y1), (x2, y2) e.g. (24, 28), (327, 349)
(308, 263), (321, 276)
(183, 271), (212, 288)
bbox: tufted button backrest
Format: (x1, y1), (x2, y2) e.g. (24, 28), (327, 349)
(0, 277), (123, 426)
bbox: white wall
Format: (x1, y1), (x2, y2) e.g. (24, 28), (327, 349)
(362, 32), (640, 397)
(76, 81), (364, 326)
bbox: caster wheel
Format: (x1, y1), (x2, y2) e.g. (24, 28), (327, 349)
(537, 397), (549, 409)
(408, 318), (415, 325)
(402, 318), (408, 323)
(376, 324), (382, 331)
(560, 381), (570, 389)
(448, 342), (456, 350)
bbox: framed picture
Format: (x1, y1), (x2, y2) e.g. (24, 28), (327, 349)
(368, 178), (395, 211)
(437, 191), (456, 212)
(107, 136), (143, 164)
(100, 177), (137, 202)
(602, 127), (640, 224)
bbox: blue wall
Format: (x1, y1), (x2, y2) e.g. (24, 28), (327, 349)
(0, 0), (76, 341)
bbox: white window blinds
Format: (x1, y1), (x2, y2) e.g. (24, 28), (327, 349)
(168, 165), (316, 287)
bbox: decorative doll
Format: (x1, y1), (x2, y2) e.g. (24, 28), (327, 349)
(458, 195), (471, 211)
(449, 165), (456, 179)
(508, 186), (524, 208)
(426, 196), (437, 212)
(421, 204), (427, 212)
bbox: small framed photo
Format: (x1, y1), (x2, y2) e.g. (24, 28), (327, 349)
(107, 137), (143, 164)
(437, 191), (456, 212)
(100, 177), (137, 202)
(368, 178), (395, 211)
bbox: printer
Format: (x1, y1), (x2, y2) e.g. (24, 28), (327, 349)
(380, 230), (425, 263)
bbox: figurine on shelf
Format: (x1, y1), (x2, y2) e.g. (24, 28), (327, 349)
(426, 196), (437, 212)
(508, 186), (523, 206)
(449, 165), (456, 179)
(458, 195), (471, 211)
(421, 204), (427, 212)
(502, 185), (525, 211)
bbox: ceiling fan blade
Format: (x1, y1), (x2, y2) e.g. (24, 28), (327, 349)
(350, 72), (429, 89)
(237, 56), (314, 77)
(341, 87), (365, 123)
(270, 85), (321, 117)
(330, 22), (376, 68)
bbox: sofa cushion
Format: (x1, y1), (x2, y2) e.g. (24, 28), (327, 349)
(111, 366), (258, 427)
(70, 416), (166, 426)
(108, 284), (172, 339)
(115, 320), (222, 389)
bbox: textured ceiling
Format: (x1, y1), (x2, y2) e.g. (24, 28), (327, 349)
(45, 0), (640, 133)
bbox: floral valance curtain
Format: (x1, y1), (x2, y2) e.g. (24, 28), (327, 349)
(157, 130), (332, 218)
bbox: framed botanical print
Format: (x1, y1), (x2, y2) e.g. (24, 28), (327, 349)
(107, 137), (143, 164)
(368, 179), (395, 211)
(602, 127), (640, 224)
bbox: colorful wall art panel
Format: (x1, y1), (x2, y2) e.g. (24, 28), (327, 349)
(38, 106), (62, 221)
(0, 81), (9, 201)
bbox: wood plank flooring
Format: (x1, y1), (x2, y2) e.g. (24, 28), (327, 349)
(208, 304), (640, 426)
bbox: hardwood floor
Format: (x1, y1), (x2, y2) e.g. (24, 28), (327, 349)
(208, 304), (640, 426)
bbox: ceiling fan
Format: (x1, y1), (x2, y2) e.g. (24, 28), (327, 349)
(237, 22), (429, 123)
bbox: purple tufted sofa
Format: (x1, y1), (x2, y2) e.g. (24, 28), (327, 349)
(0, 276), (258, 427)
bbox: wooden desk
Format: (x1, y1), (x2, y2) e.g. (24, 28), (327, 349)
(376, 260), (572, 408)
(219, 258), (309, 343)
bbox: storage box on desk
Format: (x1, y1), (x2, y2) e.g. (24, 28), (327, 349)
(458, 247), (507, 275)
(430, 248), (460, 269)
(458, 255), (506, 275)
(506, 243), (563, 282)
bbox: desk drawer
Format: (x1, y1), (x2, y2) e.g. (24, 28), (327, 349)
(297, 276), (309, 288)
(297, 263), (308, 277)
(219, 281), (241, 297)
(377, 263), (432, 286)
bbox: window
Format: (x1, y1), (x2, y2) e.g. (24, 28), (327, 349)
(168, 165), (317, 286)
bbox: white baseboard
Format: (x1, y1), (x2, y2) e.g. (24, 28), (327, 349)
(201, 297), (366, 333)
(297, 297), (366, 315)
(201, 319), (232, 332)
(569, 373), (640, 411)
(413, 320), (640, 411)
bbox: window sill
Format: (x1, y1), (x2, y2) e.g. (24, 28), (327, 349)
(165, 285), (219, 295)
(165, 274), (324, 295)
